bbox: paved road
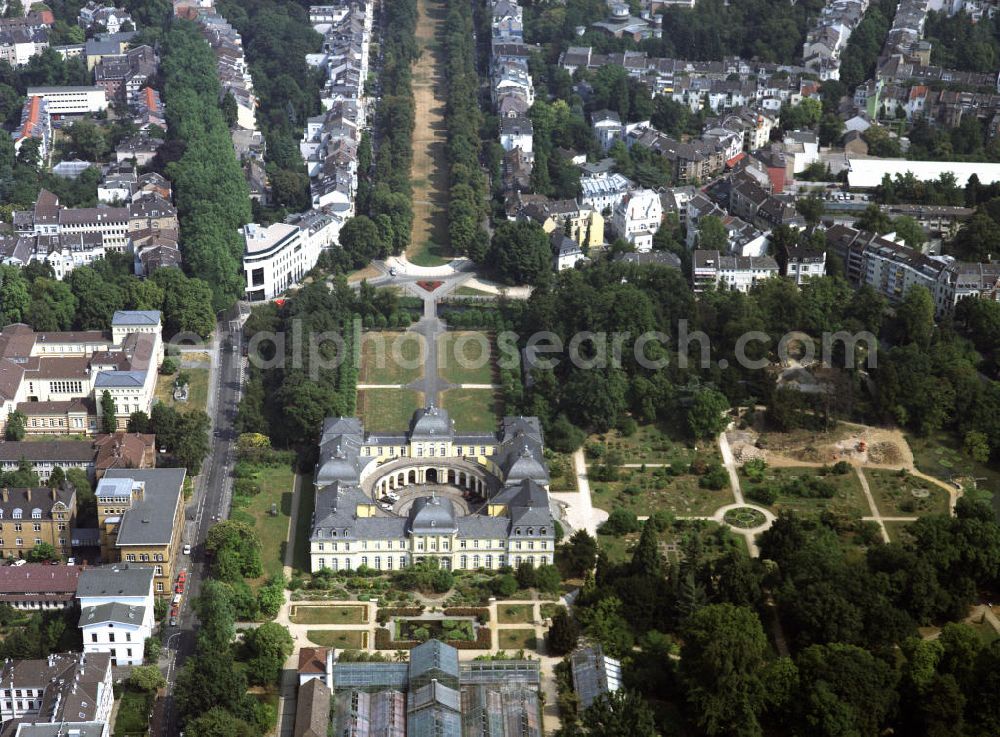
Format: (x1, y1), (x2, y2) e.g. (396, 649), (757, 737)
(158, 308), (247, 737)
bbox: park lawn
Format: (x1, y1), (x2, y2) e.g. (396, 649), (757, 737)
(238, 465), (296, 584)
(498, 629), (536, 651)
(589, 467), (731, 518)
(440, 388), (502, 433)
(907, 432), (1000, 496)
(437, 332), (496, 385)
(745, 467), (870, 518)
(865, 469), (949, 517)
(290, 605), (368, 625)
(357, 389), (424, 432)
(307, 630), (368, 649)
(292, 474), (315, 573)
(497, 604), (534, 624)
(588, 422), (717, 466)
(540, 603), (564, 620)
(359, 331), (425, 385)
(154, 367), (209, 409)
(883, 520), (915, 544)
(114, 689), (153, 737)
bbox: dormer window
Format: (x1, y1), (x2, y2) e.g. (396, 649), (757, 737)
(514, 528), (521, 535)
(527, 527), (534, 536)
(12, 509), (21, 519)
(540, 527), (547, 535)
(31, 509), (41, 520)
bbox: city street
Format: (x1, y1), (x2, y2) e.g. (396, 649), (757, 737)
(156, 306), (248, 737)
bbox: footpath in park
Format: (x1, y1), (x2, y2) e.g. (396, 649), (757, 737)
(407, 0), (450, 265)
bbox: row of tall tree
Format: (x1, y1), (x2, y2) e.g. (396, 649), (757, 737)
(161, 23), (253, 310)
(443, 0), (489, 260)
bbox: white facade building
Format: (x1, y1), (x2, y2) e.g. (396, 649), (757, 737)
(610, 189), (662, 252)
(26, 87), (107, 115)
(77, 564), (155, 667)
(243, 221), (325, 302)
(693, 249), (779, 292)
(579, 172), (631, 214)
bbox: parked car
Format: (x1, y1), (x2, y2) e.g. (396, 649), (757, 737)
(178, 569), (187, 582)
(175, 581), (185, 594)
(170, 605), (179, 617)
(169, 617), (177, 627)
(183, 544), (191, 555)
(12, 559), (25, 567)
(67, 558), (76, 566)
(172, 593), (182, 606)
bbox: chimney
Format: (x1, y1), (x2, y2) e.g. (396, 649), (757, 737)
(24, 488), (29, 502)
(2, 488), (7, 502)
(51, 488), (57, 501)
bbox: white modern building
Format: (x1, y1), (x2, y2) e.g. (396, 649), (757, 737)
(243, 219), (329, 302)
(693, 249), (779, 292)
(579, 172), (631, 214)
(610, 188), (662, 252)
(26, 86), (107, 115)
(77, 564), (155, 666)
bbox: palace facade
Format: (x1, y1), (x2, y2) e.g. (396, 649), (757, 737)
(309, 407), (556, 573)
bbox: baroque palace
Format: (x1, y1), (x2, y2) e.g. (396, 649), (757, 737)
(309, 406), (556, 573)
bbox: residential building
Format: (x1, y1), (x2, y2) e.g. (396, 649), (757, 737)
(782, 244), (827, 284)
(591, 4), (661, 40)
(298, 647), (334, 687)
(77, 564), (155, 666)
(13, 189), (129, 253)
(552, 232), (587, 271)
(96, 468), (186, 594)
(78, 3), (133, 34)
(16, 723), (108, 737)
(615, 250), (682, 269)
(310, 409), (557, 573)
(826, 224), (1000, 315)
(0, 564), (82, 610)
(693, 249), (779, 292)
(114, 136), (162, 166)
(93, 45), (156, 105)
(499, 115), (533, 154)
(294, 679), (331, 737)
(0, 485), (76, 559)
(782, 130), (820, 174)
(0, 441), (96, 481)
(0, 311), (163, 436)
(570, 645), (622, 712)
(579, 171), (632, 213)
(0, 653), (113, 725)
(0, 19), (49, 67)
(83, 31), (136, 70)
(10, 96), (51, 164)
(242, 216), (335, 302)
(521, 199), (604, 248)
(610, 189), (662, 252)
(25, 87), (107, 115)
(591, 110), (623, 151)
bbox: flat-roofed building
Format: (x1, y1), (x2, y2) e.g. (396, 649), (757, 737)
(26, 87), (107, 115)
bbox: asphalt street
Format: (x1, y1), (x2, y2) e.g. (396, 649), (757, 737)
(157, 307), (247, 737)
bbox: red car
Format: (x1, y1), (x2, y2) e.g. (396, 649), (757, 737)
(170, 605), (179, 617)
(177, 570), (187, 583)
(174, 581), (185, 594)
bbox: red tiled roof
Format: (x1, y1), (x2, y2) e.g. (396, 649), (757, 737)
(0, 564), (82, 594)
(19, 96), (40, 140)
(298, 647), (328, 673)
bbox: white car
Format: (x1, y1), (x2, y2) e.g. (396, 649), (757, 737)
(387, 491), (400, 501)
(183, 544), (192, 555)
(379, 502), (393, 512)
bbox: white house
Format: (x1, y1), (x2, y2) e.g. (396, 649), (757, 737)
(610, 188), (662, 252)
(77, 564), (155, 667)
(579, 172), (631, 214)
(552, 232), (587, 271)
(591, 110), (623, 152)
(500, 115), (533, 154)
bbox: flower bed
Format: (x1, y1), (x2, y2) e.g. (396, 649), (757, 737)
(443, 607), (490, 621)
(374, 624), (492, 650)
(417, 280), (443, 292)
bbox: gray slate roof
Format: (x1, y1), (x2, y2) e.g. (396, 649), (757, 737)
(77, 563), (154, 598)
(79, 601), (145, 627)
(101, 469), (185, 546)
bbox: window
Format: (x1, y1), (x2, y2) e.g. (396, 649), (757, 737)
(126, 633), (131, 642)
(318, 543), (324, 551)
(460, 555), (467, 568)
(32, 524), (40, 532)
(154, 566), (162, 576)
(30, 509), (40, 520)
(12, 509), (20, 519)
(361, 556), (368, 567)
(374, 556), (381, 570)
(126, 648), (132, 658)
(486, 555), (492, 568)
(156, 582), (163, 592)
(15, 539), (21, 547)
(317, 558), (325, 568)
(460, 540), (467, 549)
(13, 524), (20, 533)
(109, 634), (115, 643)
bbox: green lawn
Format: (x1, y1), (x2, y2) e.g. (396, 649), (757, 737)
(440, 388), (501, 433)
(743, 467), (869, 518)
(497, 604), (534, 624)
(292, 474), (315, 573)
(865, 469), (949, 517)
(498, 628), (536, 651)
(234, 464), (296, 584)
(306, 630), (368, 648)
(437, 332), (496, 385)
(290, 605), (368, 625)
(359, 331), (425, 385)
(114, 690), (153, 737)
(155, 367), (209, 409)
(883, 520), (915, 544)
(357, 389), (425, 432)
(540, 603), (564, 620)
(590, 466), (731, 517)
